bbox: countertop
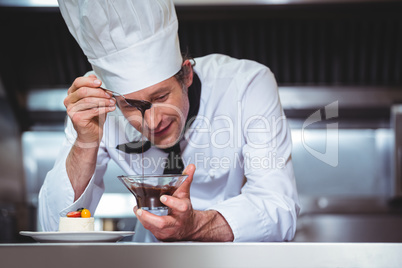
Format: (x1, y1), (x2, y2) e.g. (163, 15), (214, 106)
(1, 242), (402, 268)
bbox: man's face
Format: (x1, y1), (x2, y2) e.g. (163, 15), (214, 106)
(117, 62), (192, 148)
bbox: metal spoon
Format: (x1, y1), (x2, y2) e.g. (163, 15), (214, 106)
(107, 90), (152, 114)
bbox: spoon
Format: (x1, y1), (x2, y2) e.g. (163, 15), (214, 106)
(107, 90), (152, 114)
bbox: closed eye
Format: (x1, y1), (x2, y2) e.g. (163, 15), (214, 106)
(154, 93), (169, 102)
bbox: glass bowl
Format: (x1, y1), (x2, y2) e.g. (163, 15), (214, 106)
(117, 174), (188, 216)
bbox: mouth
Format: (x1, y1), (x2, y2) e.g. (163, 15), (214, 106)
(150, 121), (173, 137)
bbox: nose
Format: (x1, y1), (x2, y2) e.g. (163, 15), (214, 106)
(143, 106), (162, 132)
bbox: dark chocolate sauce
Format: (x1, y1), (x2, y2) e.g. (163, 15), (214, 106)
(130, 184), (177, 209)
(125, 98), (152, 177)
(125, 99), (152, 116)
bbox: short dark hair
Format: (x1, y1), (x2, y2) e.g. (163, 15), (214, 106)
(174, 54), (195, 88)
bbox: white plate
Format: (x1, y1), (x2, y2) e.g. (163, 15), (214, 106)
(20, 231), (135, 243)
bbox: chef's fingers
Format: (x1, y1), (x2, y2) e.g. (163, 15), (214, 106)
(68, 106), (116, 125)
(67, 76), (102, 95)
(65, 87), (112, 107)
(134, 208), (167, 228)
(160, 195), (192, 214)
(66, 97), (116, 113)
(173, 164), (195, 199)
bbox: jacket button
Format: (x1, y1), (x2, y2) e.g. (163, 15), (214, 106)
(209, 169), (216, 178)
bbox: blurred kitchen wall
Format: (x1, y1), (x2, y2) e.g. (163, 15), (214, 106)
(0, 77), (29, 242)
(1, 0), (402, 242)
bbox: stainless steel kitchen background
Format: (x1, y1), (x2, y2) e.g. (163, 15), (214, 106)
(1, 0), (402, 243)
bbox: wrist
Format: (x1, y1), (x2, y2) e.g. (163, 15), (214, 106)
(74, 136), (102, 149)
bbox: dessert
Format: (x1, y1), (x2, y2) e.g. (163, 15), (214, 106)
(118, 175), (188, 216)
(58, 208), (94, 232)
(130, 184), (177, 209)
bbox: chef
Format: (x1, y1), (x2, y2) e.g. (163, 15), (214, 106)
(39, 0), (300, 242)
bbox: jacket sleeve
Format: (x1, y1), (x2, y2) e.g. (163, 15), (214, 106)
(38, 117), (110, 231)
(207, 65), (300, 242)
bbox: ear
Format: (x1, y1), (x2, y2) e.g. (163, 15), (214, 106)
(182, 59), (193, 89)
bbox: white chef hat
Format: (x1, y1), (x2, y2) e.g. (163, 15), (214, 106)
(58, 0), (182, 94)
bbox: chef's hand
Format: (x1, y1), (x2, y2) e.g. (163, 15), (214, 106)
(64, 75), (115, 147)
(134, 164), (235, 242)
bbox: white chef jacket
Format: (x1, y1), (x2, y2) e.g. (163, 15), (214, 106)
(38, 54), (300, 242)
